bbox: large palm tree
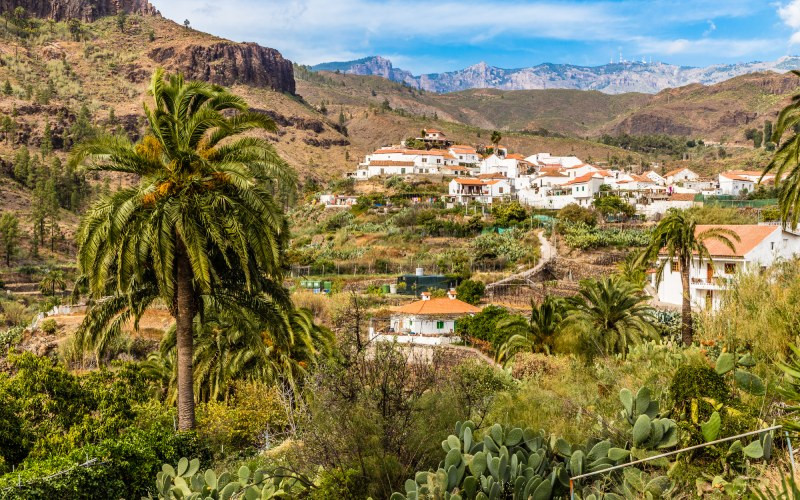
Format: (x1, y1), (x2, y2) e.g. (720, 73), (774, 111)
(645, 210), (738, 346)
(495, 295), (565, 364)
(566, 277), (656, 358)
(71, 69), (297, 430)
(764, 69), (800, 228)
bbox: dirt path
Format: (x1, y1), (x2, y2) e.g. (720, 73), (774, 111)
(485, 230), (557, 291)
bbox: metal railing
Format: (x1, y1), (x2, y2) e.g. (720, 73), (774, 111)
(569, 425), (785, 499)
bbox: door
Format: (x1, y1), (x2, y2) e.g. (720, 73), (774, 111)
(705, 290), (713, 310)
(706, 263), (713, 283)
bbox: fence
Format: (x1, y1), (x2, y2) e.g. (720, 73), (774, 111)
(290, 258), (510, 279)
(695, 195), (778, 208)
(568, 425), (785, 499)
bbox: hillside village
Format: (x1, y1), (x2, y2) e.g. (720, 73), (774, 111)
(4, 2), (800, 499)
(337, 127), (777, 219)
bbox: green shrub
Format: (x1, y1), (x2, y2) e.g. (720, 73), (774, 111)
(39, 318), (58, 334)
(456, 279), (484, 305)
(557, 203), (597, 227)
(561, 222), (650, 249)
(669, 363), (729, 420)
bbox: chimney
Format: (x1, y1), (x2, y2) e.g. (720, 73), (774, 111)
(447, 288), (457, 300)
(420, 292), (431, 301)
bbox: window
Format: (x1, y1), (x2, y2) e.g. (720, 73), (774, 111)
(724, 263), (736, 274)
(401, 168), (406, 174)
(672, 260), (680, 272)
(499, 187), (504, 194)
(436, 321), (444, 329)
(771, 242), (775, 250)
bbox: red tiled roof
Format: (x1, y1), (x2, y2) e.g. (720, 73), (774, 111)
(668, 193), (696, 201)
(392, 298), (481, 315)
(454, 178), (486, 185)
(564, 172), (600, 185)
(477, 172), (507, 179)
(660, 225), (779, 257)
(369, 160), (415, 167)
(664, 167), (695, 178)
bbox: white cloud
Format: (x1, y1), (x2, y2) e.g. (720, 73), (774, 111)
(635, 37), (776, 57)
(779, 1), (800, 45)
(149, 0), (783, 72)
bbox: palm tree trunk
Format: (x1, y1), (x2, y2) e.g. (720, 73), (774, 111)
(175, 249), (196, 430)
(680, 264), (693, 346)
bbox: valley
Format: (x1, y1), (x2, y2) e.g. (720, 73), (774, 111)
(0, 2), (799, 499)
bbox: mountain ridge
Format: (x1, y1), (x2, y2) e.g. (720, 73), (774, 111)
(310, 55), (800, 95)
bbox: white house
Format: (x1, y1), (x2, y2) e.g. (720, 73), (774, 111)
(637, 193), (699, 218)
(370, 290), (481, 345)
(422, 128), (448, 143)
(449, 145), (480, 166)
(354, 147), (460, 178)
(449, 177), (511, 205)
(664, 167), (699, 185)
(717, 171), (774, 196)
(319, 194), (359, 208)
(479, 153), (522, 179)
(564, 171), (610, 207)
(644, 171), (666, 186)
(653, 224), (800, 311)
(525, 153), (583, 170)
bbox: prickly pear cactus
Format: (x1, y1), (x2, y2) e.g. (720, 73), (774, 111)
(152, 457), (302, 499)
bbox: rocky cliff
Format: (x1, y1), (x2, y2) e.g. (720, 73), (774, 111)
(0, 0), (159, 21)
(149, 42), (295, 94)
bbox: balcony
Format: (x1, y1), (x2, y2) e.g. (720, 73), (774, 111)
(690, 276), (732, 290)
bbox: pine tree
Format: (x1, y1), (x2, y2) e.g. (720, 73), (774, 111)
(0, 212), (20, 266)
(2, 80), (11, 96)
(13, 147), (29, 183)
(70, 104), (94, 146)
(41, 122), (53, 156)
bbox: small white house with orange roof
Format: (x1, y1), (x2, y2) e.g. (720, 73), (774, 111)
(448, 177), (511, 205)
(564, 171), (609, 206)
(449, 145), (480, 166)
(717, 170), (775, 196)
(370, 289), (481, 345)
(664, 167), (699, 185)
(653, 224), (800, 311)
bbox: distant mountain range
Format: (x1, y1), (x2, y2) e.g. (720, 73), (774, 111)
(310, 56), (800, 94)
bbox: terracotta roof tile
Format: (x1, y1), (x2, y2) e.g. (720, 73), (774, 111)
(392, 298), (481, 315)
(369, 160), (415, 167)
(660, 225), (779, 257)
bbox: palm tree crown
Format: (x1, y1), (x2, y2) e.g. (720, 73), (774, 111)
(72, 69), (299, 429)
(566, 277), (656, 359)
(495, 296), (565, 364)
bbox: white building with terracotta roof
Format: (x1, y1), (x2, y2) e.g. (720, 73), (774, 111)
(353, 147), (460, 178)
(449, 145), (480, 166)
(653, 224), (800, 311)
(448, 177), (511, 205)
(370, 289), (481, 345)
(717, 171), (774, 196)
(525, 153), (583, 170)
(644, 170), (666, 186)
(664, 167), (699, 185)
(479, 153), (525, 179)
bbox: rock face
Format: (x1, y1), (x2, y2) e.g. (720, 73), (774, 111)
(0, 0), (159, 21)
(149, 42), (295, 94)
(312, 55), (800, 95)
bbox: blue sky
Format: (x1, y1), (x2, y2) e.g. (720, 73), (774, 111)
(156, 0), (800, 74)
